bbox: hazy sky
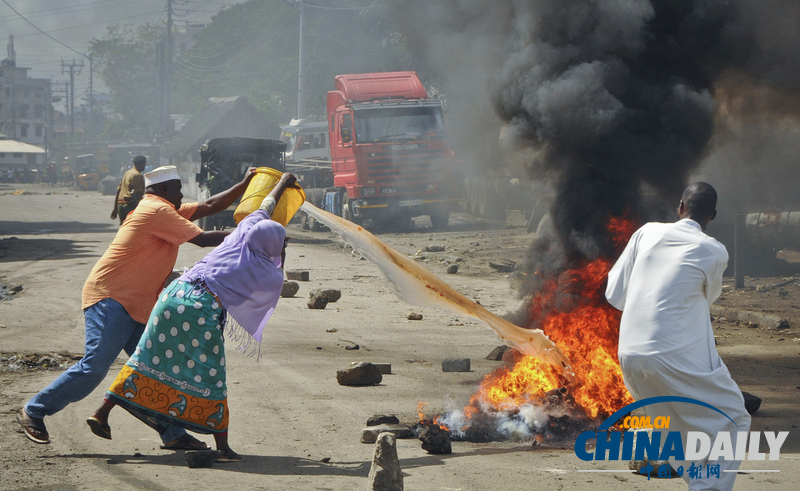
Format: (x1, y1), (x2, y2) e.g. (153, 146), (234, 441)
(0, 0), (245, 111)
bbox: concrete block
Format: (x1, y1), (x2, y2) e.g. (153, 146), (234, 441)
(442, 358), (470, 372)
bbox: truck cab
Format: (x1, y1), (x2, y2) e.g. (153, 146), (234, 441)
(324, 71), (458, 229)
(281, 119), (330, 163)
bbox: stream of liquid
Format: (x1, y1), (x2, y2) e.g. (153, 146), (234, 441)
(299, 202), (573, 377)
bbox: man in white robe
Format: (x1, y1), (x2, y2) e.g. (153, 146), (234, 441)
(606, 182), (751, 490)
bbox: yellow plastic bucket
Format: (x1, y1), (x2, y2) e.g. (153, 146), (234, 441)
(233, 167), (306, 227)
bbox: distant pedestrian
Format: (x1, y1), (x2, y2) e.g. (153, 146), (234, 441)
(111, 156), (147, 224)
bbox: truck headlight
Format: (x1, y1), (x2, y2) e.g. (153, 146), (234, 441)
(380, 187), (396, 195)
(362, 187), (376, 196)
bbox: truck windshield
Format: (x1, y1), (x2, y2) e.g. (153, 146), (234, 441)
(353, 106), (446, 143)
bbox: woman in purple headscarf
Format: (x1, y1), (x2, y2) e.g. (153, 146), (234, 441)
(87, 173), (297, 462)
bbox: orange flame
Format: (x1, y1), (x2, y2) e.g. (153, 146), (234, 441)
(420, 216), (639, 429)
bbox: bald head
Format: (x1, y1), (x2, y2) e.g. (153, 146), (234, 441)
(679, 182), (718, 229)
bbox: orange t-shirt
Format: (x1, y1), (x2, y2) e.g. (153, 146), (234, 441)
(82, 194), (203, 323)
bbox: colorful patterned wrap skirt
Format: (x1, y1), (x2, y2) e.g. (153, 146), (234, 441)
(107, 279), (229, 434)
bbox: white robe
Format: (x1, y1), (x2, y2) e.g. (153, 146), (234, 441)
(606, 219), (751, 490)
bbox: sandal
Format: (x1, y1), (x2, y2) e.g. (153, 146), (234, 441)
(217, 453), (243, 463)
(160, 434), (209, 450)
(86, 416), (112, 440)
(17, 409), (50, 444)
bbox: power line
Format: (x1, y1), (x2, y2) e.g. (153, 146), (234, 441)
(0, 10), (165, 44)
(0, 0), (86, 58)
(0, 0), (156, 22)
(303, 0), (397, 11)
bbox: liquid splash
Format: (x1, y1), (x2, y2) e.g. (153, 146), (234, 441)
(299, 202), (573, 379)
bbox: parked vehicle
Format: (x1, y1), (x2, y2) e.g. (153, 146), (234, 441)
(195, 137), (286, 230)
(74, 154), (100, 191)
(293, 71), (459, 230)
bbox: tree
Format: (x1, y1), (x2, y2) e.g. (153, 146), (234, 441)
(171, 0), (414, 125)
(90, 23), (164, 141)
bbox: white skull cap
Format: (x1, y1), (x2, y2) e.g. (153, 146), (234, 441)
(144, 165), (180, 187)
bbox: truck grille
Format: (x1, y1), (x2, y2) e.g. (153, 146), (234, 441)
(364, 148), (444, 184)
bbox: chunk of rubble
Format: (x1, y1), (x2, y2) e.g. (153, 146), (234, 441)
(310, 288), (341, 303)
(367, 433), (403, 491)
(485, 345), (512, 361)
(281, 281), (300, 298)
(185, 450), (222, 468)
(407, 312), (423, 321)
(442, 358), (470, 372)
(628, 428), (670, 474)
(742, 391), (761, 415)
(361, 424), (413, 443)
(307, 292), (329, 309)
(367, 414), (400, 427)
(419, 425), (452, 454)
(286, 270), (310, 281)
(446, 264), (459, 274)
(337, 362), (382, 386)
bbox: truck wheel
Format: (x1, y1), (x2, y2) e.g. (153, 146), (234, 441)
(430, 208), (450, 229)
(303, 188), (326, 231)
(342, 197), (362, 226)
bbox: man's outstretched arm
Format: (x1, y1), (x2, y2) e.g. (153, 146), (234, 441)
(190, 167), (257, 221)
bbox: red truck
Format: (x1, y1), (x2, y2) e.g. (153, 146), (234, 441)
(295, 71), (458, 230)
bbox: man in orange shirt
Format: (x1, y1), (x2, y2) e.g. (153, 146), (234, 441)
(18, 165), (255, 448)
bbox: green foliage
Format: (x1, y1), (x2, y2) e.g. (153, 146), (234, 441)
(90, 0), (419, 140)
(172, 0), (415, 124)
(90, 23), (165, 141)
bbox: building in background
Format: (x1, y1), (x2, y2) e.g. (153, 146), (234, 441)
(0, 37), (51, 146)
(0, 135), (46, 181)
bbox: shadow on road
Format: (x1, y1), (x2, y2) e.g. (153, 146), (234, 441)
(48, 452), (371, 477)
(0, 237), (99, 262)
(0, 221), (115, 236)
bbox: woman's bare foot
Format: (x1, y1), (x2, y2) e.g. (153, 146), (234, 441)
(213, 433), (241, 462)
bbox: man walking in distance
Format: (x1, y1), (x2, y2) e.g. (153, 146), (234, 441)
(18, 165), (256, 450)
(606, 182), (751, 491)
(111, 155), (147, 224)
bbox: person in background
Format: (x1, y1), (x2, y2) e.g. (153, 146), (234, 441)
(88, 172), (297, 462)
(17, 165), (257, 451)
(111, 156), (147, 224)
(605, 182), (751, 491)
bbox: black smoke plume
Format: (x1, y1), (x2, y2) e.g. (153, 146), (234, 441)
(491, 1), (739, 262)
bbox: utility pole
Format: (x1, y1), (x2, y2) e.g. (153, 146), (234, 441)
(51, 81), (69, 158)
(163, 0), (173, 139)
(283, 0), (306, 120)
(89, 53), (94, 138)
(61, 58), (84, 135)
(297, 0), (305, 120)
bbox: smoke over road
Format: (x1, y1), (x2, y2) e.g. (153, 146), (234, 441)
(399, 0), (800, 266)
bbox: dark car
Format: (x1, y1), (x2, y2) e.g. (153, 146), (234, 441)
(195, 137), (287, 230)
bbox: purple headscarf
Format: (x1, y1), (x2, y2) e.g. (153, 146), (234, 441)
(181, 209), (284, 353)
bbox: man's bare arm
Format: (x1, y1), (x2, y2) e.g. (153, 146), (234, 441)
(187, 230), (230, 247)
(190, 168), (257, 221)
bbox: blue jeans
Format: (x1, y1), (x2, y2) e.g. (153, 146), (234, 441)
(25, 298), (186, 444)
